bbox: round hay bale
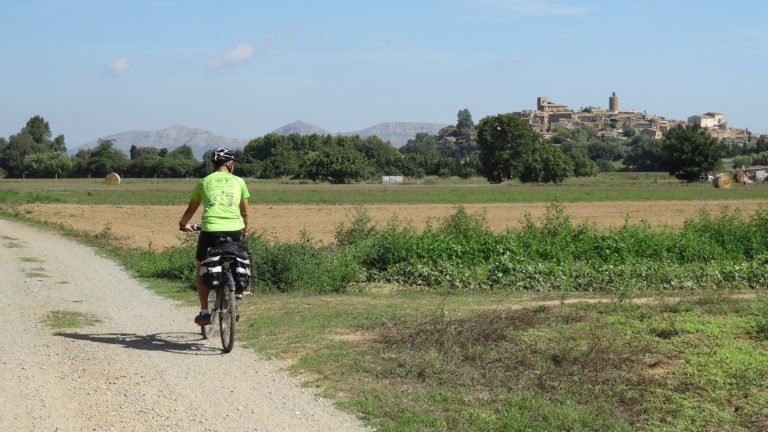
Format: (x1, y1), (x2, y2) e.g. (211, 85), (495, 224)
(105, 172), (121, 185)
(712, 173), (732, 189)
(735, 171), (749, 184)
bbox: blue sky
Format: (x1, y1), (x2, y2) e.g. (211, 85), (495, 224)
(1, 0), (766, 147)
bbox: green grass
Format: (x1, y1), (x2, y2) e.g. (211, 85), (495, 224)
(1, 176), (767, 205)
(41, 310), (101, 329)
(240, 291), (768, 432)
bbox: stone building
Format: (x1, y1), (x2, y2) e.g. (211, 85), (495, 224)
(687, 112), (727, 130)
(609, 92), (619, 112)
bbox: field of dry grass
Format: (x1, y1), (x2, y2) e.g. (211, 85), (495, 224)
(11, 199), (767, 249)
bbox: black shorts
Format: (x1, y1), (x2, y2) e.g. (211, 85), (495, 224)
(196, 230), (244, 261)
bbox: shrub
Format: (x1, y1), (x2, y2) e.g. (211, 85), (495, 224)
(247, 234), (363, 293)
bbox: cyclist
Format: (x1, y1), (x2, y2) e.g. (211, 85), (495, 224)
(178, 147), (250, 326)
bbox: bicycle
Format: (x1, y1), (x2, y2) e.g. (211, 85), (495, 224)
(187, 224), (241, 353)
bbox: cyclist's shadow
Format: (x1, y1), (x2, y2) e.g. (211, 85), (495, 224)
(55, 331), (222, 355)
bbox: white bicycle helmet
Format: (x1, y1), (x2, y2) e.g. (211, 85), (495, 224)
(211, 147), (235, 163)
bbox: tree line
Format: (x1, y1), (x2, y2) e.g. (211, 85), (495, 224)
(1, 111), (752, 183)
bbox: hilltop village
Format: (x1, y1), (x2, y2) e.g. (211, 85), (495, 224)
(506, 92), (760, 144)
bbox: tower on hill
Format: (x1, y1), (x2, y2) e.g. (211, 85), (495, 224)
(609, 92), (619, 112)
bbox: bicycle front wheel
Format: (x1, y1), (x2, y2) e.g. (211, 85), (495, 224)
(219, 271), (237, 353)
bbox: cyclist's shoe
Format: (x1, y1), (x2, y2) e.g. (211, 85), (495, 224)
(194, 312), (211, 326)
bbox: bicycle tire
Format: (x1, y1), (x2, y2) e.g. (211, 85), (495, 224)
(201, 288), (217, 339)
(219, 270), (237, 353)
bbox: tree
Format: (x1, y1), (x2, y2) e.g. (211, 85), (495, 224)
(400, 133), (440, 159)
(305, 147), (373, 184)
(571, 154), (599, 177)
(756, 136), (768, 153)
(155, 157), (197, 177)
(1, 133), (48, 177)
(22, 115), (52, 144)
(350, 136), (402, 175)
(51, 134), (66, 153)
(476, 113), (541, 183)
(587, 141), (627, 161)
(0, 116), (66, 177)
(400, 133), (440, 175)
(21, 152), (72, 177)
(662, 123), (725, 181)
(518, 143), (574, 183)
(167, 145), (195, 160)
(624, 137), (665, 172)
(127, 154), (161, 177)
(731, 155), (753, 169)
(78, 139), (129, 176)
(130, 145), (161, 160)
(456, 108), (474, 136)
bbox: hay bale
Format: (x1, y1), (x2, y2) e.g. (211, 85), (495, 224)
(712, 173), (732, 189)
(735, 171), (749, 184)
(105, 172), (121, 185)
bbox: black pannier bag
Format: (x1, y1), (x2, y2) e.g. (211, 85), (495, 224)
(199, 240), (251, 293)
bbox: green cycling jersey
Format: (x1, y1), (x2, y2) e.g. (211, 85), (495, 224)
(191, 171), (250, 232)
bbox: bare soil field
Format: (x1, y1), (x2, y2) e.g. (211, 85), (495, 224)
(11, 199), (767, 250)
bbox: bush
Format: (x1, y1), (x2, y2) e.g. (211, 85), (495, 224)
(247, 234), (364, 293)
(122, 204), (768, 295)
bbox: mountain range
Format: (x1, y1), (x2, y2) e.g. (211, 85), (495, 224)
(74, 121), (448, 159)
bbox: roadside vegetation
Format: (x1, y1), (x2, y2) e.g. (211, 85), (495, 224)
(1, 179), (767, 431)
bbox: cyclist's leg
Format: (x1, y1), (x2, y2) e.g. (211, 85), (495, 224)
(194, 231), (213, 325)
(195, 261), (209, 310)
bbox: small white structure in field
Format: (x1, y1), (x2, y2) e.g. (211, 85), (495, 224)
(105, 172), (121, 185)
(382, 176), (403, 184)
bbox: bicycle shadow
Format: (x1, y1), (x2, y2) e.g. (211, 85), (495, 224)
(54, 331), (222, 355)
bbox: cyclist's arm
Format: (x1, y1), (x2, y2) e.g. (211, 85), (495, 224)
(239, 198), (249, 235)
(179, 199), (201, 231)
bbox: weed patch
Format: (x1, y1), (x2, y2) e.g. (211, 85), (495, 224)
(41, 310), (100, 329)
(19, 256), (44, 263)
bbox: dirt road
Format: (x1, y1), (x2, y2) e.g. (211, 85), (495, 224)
(0, 219), (371, 431)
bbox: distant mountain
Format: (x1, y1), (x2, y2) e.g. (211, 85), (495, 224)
(72, 125), (249, 159)
(271, 121), (332, 136)
(340, 122), (448, 147)
(73, 121), (451, 158)
(272, 121), (448, 148)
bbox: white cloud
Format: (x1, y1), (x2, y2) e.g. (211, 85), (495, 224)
(207, 27), (296, 69)
(207, 42), (255, 69)
(106, 57), (131, 76)
(472, 0), (589, 16)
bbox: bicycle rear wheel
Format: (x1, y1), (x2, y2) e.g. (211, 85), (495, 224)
(219, 271), (237, 353)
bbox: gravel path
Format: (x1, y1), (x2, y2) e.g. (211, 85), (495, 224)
(0, 219), (372, 431)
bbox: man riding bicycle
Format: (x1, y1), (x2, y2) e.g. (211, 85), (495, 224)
(178, 148), (250, 326)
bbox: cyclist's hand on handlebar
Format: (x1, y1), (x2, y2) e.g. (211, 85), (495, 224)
(179, 223), (201, 232)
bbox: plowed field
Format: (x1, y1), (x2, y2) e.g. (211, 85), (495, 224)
(13, 199), (767, 250)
